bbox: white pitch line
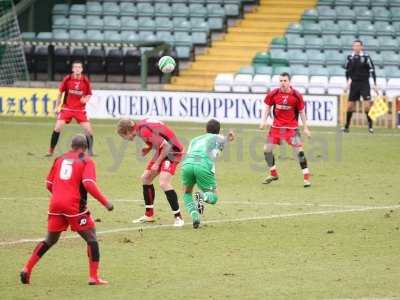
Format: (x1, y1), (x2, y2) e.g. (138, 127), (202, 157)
(0, 196), (383, 209)
(1, 121), (399, 136)
(112, 199), (369, 209)
(0, 196), (369, 208)
(1, 204), (399, 247)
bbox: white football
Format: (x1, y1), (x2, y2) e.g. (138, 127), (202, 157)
(158, 56), (176, 73)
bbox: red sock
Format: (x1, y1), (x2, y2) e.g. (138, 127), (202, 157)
(24, 241), (49, 272)
(87, 242), (100, 279)
(89, 261), (99, 279)
(270, 166), (278, 177)
(303, 168), (310, 181)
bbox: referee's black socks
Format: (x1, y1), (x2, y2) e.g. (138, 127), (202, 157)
(345, 111), (353, 129)
(365, 113), (373, 129)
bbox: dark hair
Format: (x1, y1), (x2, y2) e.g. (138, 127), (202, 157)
(280, 72), (291, 80)
(353, 39), (363, 46)
(206, 119), (221, 134)
(71, 134), (88, 150)
(71, 60), (83, 67)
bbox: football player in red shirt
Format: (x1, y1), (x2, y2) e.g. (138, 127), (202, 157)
(259, 72), (312, 187)
(46, 60), (95, 156)
(117, 118), (185, 227)
(21, 135), (113, 285)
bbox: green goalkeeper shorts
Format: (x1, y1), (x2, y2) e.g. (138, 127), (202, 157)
(181, 163), (217, 191)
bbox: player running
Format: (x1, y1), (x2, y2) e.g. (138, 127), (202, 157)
(46, 60), (95, 156)
(21, 135), (113, 285)
(117, 118), (185, 227)
(259, 72), (312, 188)
(181, 119), (235, 229)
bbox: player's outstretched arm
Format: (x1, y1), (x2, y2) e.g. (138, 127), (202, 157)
(82, 160), (113, 211)
(83, 179), (113, 211)
(259, 105), (271, 130)
(299, 110), (311, 138)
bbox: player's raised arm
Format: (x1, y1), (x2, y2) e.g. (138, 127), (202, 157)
(82, 160), (113, 211)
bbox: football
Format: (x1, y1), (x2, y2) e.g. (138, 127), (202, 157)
(158, 56), (176, 74)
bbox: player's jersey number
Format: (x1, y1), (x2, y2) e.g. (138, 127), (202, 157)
(60, 159), (73, 180)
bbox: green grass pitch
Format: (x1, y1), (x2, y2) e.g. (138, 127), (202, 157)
(0, 116), (400, 300)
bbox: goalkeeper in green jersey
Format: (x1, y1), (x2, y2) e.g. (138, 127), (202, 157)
(181, 119), (235, 229)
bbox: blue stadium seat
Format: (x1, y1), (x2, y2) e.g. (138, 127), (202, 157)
(103, 16), (121, 30)
(155, 3), (172, 17)
(338, 20), (357, 35)
(120, 2), (137, 16)
(320, 20), (339, 35)
(287, 49), (307, 65)
(335, 6), (355, 20)
(86, 2), (102, 16)
(103, 2), (120, 16)
(306, 50), (325, 65)
(86, 16), (103, 30)
(121, 17), (138, 31)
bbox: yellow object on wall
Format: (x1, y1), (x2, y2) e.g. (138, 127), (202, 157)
(0, 88), (59, 117)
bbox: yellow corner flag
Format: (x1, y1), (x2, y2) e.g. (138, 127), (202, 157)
(368, 96), (389, 122)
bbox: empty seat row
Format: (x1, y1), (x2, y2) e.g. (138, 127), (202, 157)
(273, 34), (400, 51)
(23, 31), (194, 60)
(302, 6), (400, 21)
(318, 0), (400, 8)
(236, 64), (400, 78)
(50, 29), (207, 46)
(53, 3), (238, 18)
(214, 73), (400, 96)
(53, 16), (221, 32)
(87, 0), (243, 4)
(287, 20), (400, 37)
(269, 48), (399, 67)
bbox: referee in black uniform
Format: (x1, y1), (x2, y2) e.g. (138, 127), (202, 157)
(343, 39), (378, 133)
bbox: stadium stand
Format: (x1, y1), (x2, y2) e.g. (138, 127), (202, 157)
(166, 0), (317, 91)
(23, 0), (249, 81)
(214, 0), (400, 95)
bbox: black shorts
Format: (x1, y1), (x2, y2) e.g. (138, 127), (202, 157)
(349, 81), (371, 101)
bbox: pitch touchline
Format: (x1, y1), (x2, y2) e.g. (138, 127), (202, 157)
(1, 204), (399, 247)
(1, 121), (398, 136)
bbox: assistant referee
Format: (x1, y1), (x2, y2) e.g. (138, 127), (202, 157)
(343, 39), (378, 133)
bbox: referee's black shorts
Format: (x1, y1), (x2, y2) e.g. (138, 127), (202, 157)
(349, 81), (371, 101)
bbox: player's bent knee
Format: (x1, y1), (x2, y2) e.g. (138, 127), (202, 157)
(141, 174), (152, 184)
(159, 181), (173, 191)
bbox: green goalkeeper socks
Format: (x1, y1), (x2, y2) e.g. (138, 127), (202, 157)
(183, 193), (200, 222)
(204, 192), (218, 204)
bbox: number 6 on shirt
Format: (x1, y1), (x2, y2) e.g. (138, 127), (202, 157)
(60, 159), (73, 180)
